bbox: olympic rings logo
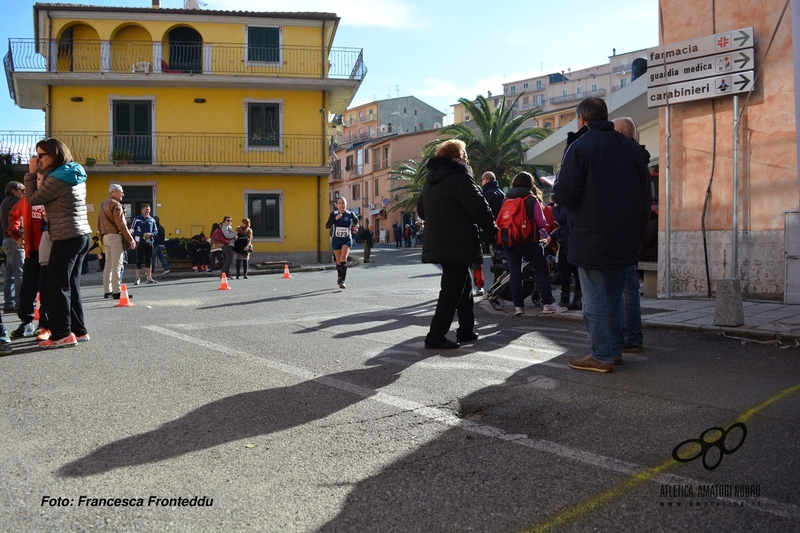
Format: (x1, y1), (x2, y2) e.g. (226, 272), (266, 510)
(672, 422), (747, 471)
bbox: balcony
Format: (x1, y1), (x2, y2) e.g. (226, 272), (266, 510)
(612, 65), (629, 74)
(548, 88), (607, 106)
(4, 39), (367, 110)
(358, 113), (376, 124)
(0, 131), (328, 171)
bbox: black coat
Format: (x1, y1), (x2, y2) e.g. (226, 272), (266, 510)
(418, 157), (495, 265)
(552, 120), (650, 269)
(481, 180), (505, 218)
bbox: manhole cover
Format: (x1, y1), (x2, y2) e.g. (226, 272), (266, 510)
(393, 289), (431, 295)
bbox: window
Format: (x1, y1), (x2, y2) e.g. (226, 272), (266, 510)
(112, 99), (152, 163)
(576, 86), (582, 94)
(247, 26), (279, 63)
(364, 149), (369, 164)
(414, 109), (417, 115)
(544, 121), (552, 128)
(374, 178), (379, 196)
(621, 78), (628, 87)
(248, 193), (280, 238)
(510, 86), (516, 95)
(536, 80), (542, 90)
(373, 148), (381, 169)
(523, 82), (529, 89)
(247, 102), (280, 147)
(349, 114), (354, 125)
(562, 89), (568, 97)
(591, 83), (597, 92)
(536, 94), (543, 105)
(363, 182), (368, 200)
(352, 184), (361, 201)
(382, 146), (390, 168)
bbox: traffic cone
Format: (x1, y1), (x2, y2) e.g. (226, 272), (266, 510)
(218, 272), (232, 290)
(114, 284), (135, 307)
(34, 293), (40, 320)
(282, 264), (292, 279)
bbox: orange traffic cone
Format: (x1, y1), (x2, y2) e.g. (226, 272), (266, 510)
(34, 293), (40, 320)
(282, 264), (292, 279)
(218, 272), (232, 290)
(114, 284), (135, 307)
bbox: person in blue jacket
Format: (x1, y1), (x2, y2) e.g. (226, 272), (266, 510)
(131, 203), (159, 285)
(325, 197), (359, 289)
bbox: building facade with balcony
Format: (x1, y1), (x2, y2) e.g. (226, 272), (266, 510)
(329, 129), (440, 244)
(3, 2), (365, 263)
(341, 96), (444, 143)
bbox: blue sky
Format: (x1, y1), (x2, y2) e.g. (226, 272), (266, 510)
(0, 0), (658, 131)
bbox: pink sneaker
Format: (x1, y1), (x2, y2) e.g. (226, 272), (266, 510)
(38, 332), (78, 349)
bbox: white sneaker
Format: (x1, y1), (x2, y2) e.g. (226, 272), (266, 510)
(163, 269), (171, 275)
(515, 307), (524, 316)
(134, 278), (140, 286)
(542, 302), (567, 314)
(146, 278), (158, 284)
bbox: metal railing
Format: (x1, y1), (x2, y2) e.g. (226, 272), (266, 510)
(549, 88), (607, 105)
(358, 114), (375, 124)
(612, 65), (629, 74)
(0, 131), (326, 167)
(5, 39), (366, 80)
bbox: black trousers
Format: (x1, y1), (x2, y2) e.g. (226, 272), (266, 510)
(18, 251), (40, 323)
(558, 239), (581, 298)
(47, 234), (90, 341)
(426, 263), (474, 344)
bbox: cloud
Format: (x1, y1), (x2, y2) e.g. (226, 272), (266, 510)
(207, 0), (417, 28)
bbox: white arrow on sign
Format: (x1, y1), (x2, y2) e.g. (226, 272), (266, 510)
(647, 49), (754, 87)
(647, 70), (754, 108)
(646, 27), (753, 66)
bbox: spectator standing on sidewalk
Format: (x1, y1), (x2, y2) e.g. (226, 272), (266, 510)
(393, 221), (402, 248)
(98, 184), (135, 299)
(7, 188), (45, 338)
(613, 116), (652, 354)
(553, 98), (650, 373)
(1, 181), (25, 313)
(151, 215), (170, 275)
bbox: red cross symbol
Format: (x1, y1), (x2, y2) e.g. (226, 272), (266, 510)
(717, 35), (730, 49)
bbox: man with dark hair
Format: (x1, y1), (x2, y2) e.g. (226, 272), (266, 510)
(131, 203), (159, 285)
(553, 98), (650, 373)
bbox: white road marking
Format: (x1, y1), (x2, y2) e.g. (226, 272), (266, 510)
(145, 325), (798, 519)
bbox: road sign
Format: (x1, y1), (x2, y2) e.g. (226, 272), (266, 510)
(646, 27), (753, 67)
(647, 71), (754, 108)
(382, 198), (390, 207)
(647, 49), (753, 87)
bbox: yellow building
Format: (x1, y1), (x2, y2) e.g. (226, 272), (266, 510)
(4, 2), (365, 263)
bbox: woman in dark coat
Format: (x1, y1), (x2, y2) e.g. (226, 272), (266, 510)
(418, 139), (496, 349)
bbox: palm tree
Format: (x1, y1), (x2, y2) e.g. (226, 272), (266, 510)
(439, 94), (551, 188)
(387, 158), (428, 214)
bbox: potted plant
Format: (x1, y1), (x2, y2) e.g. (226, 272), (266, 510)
(111, 148), (133, 165)
(85, 157), (96, 167)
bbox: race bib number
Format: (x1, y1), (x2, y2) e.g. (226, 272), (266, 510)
(334, 227), (350, 238)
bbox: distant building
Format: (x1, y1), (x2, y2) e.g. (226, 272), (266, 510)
(340, 96), (444, 144)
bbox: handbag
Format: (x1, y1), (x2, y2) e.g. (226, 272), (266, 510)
(211, 227), (229, 245)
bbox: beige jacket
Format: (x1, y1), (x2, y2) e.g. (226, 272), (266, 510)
(98, 197), (135, 249)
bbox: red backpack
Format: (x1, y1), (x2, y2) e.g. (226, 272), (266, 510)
(495, 195), (534, 247)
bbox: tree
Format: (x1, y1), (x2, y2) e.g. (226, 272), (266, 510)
(439, 94), (551, 189)
(387, 158), (428, 214)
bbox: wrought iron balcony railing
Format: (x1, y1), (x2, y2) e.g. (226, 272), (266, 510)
(5, 39), (366, 80)
(0, 131), (327, 167)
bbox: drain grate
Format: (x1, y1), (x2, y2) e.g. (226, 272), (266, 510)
(393, 289), (431, 295)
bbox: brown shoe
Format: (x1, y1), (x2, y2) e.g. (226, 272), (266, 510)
(568, 355), (613, 373)
(612, 356), (623, 365)
(622, 343), (643, 353)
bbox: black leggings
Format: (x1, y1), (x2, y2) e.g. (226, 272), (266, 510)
(236, 259), (249, 277)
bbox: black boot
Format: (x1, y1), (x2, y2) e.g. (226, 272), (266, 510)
(559, 294), (571, 307)
(569, 293), (582, 311)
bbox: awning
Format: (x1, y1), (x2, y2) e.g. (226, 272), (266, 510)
(369, 209), (382, 215)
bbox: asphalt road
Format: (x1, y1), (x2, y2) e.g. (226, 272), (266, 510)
(2, 246), (799, 532)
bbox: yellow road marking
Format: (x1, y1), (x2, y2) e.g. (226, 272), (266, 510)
(522, 382), (800, 533)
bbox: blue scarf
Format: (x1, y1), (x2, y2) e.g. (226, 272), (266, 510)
(48, 162), (87, 185)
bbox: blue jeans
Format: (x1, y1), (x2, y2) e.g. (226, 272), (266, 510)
(151, 244), (170, 272)
(623, 265), (643, 348)
(578, 267), (627, 364)
(2, 237), (24, 308)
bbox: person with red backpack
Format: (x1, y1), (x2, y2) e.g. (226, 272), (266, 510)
(497, 172), (565, 316)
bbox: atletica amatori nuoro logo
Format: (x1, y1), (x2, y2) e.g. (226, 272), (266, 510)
(672, 422), (747, 471)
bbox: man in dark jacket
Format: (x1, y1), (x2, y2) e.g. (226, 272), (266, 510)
(552, 98), (649, 373)
(418, 139), (497, 349)
(479, 171), (506, 286)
